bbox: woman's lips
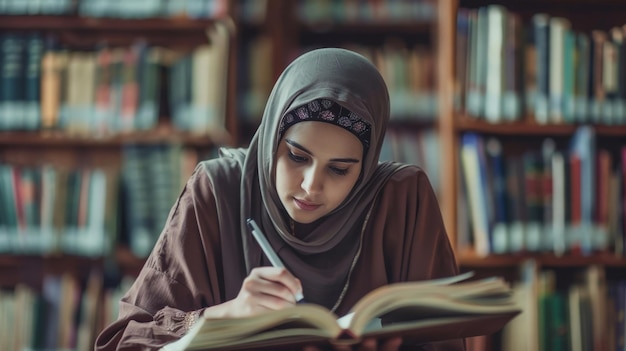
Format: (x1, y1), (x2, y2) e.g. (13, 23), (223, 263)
(293, 198), (321, 211)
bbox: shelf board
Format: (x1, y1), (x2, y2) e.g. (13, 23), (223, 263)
(458, 252), (626, 268)
(0, 128), (225, 147)
(455, 116), (626, 137)
(115, 246), (147, 277)
(0, 253), (104, 287)
(299, 21), (433, 34)
(458, 0), (626, 23)
(0, 249), (146, 286)
(0, 15), (221, 32)
(0, 15), (228, 47)
(0, 253), (102, 265)
(297, 21), (433, 47)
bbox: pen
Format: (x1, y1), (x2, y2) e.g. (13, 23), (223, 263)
(246, 218), (305, 302)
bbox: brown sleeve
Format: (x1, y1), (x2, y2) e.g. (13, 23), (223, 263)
(381, 167), (465, 351)
(95, 164), (224, 351)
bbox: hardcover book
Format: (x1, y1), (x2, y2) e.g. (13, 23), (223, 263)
(161, 272), (521, 351)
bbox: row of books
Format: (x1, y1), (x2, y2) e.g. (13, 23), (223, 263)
(0, 0), (73, 15)
(0, 144), (203, 258)
(121, 144), (201, 257)
(458, 127), (626, 257)
(0, 271), (134, 351)
(499, 262), (616, 351)
(380, 127), (441, 194)
(0, 164), (117, 257)
(296, 0), (437, 24)
(238, 38), (438, 124)
(357, 41), (438, 121)
(0, 25), (230, 137)
(456, 5), (626, 125)
(0, 0), (228, 19)
(235, 34), (274, 123)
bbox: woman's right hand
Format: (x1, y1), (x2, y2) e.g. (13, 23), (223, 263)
(203, 266), (303, 319)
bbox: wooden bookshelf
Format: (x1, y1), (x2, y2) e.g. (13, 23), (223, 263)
(0, 2), (236, 289)
(0, 129), (225, 148)
(456, 116), (626, 136)
(441, 0), (626, 254)
(0, 253), (103, 288)
(114, 246), (147, 278)
(297, 22), (434, 46)
(1, 1), (625, 349)
(0, 15), (223, 31)
(446, 1), (626, 346)
(458, 251), (626, 268)
(0, 15), (230, 49)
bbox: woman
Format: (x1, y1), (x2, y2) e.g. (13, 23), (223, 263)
(96, 48), (463, 350)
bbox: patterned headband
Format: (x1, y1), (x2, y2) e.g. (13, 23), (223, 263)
(278, 99), (371, 150)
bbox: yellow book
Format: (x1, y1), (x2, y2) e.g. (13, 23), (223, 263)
(161, 272), (520, 351)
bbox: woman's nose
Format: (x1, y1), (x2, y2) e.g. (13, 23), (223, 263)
(301, 166), (323, 194)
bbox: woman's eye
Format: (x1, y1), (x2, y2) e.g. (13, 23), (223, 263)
(330, 167), (348, 176)
(288, 151), (307, 163)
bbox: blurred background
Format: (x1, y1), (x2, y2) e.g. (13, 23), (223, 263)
(0, 0), (625, 350)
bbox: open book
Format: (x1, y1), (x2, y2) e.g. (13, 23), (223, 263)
(161, 272), (521, 350)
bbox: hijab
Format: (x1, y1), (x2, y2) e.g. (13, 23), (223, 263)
(214, 48), (406, 309)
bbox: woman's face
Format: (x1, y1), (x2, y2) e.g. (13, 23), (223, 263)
(275, 121), (363, 224)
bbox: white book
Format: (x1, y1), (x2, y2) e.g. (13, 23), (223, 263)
(484, 5), (506, 123)
(549, 17), (570, 123)
(467, 7), (487, 118)
(602, 39), (618, 124)
(551, 152), (566, 256)
(460, 134), (490, 257)
(190, 21), (231, 141)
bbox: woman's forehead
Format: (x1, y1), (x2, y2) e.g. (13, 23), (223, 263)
(283, 121), (363, 157)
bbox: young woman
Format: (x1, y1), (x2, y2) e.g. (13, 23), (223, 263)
(96, 48), (463, 351)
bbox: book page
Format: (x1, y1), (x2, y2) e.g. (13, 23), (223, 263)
(337, 313), (382, 332)
(347, 276), (517, 335)
(337, 272), (477, 333)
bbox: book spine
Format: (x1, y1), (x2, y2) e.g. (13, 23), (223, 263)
(484, 5), (506, 123)
(23, 33), (43, 130)
(533, 13), (550, 124)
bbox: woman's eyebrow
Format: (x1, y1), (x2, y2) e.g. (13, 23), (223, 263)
(285, 139), (360, 163)
(285, 139), (312, 155)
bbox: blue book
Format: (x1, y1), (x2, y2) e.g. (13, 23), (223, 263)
(23, 32), (43, 130)
(0, 33), (25, 130)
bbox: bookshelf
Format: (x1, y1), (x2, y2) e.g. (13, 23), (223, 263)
(1, 0), (625, 350)
(444, 0), (626, 349)
(0, 2), (236, 348)
(440, 1), (626, 258)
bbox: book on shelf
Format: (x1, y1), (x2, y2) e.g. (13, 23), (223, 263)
(160, 272), (521, 351)
(459, 132), (491, 257)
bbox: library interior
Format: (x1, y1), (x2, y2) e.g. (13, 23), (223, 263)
(0, 0), (625, 350)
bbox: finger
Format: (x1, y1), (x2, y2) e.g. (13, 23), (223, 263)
(246, 268), (302, 308)
(253, 267), (303, 301)
(241, 276), (295, 310)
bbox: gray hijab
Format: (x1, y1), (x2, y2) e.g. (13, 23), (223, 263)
(220, 48), (404, 308)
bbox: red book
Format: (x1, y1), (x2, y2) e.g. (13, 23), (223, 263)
(595, 150), (611, 228)
(10, 166), (25, 231)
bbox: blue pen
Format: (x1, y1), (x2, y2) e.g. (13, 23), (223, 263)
(246, 218), (305, 303)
